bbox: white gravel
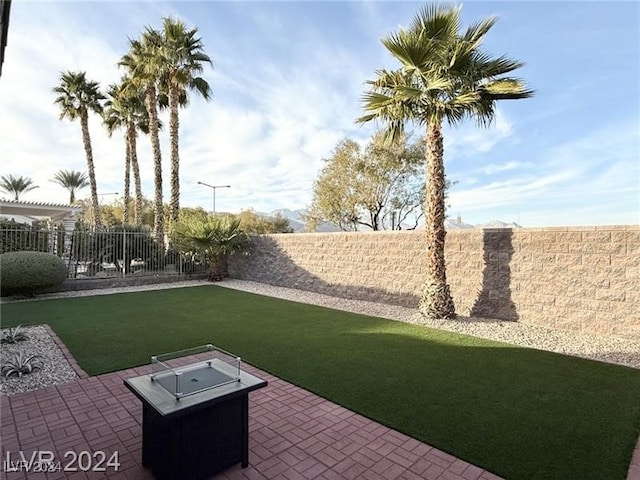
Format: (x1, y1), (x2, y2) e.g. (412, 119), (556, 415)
(1, 278), (637, 397)
(0, 326), (79, 396)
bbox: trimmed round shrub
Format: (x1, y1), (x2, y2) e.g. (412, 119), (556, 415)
(1, 251), (67, 293)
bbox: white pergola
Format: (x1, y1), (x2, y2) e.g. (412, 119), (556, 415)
(0, 199), (83, 226)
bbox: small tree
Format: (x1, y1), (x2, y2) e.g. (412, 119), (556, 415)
(305, 132), (425, 231)
(235, 209), (294, 234)
(173, 217), (251, 281)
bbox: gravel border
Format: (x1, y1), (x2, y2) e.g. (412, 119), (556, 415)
(1, 278), (637, 397)
(0, 325), (79, 396)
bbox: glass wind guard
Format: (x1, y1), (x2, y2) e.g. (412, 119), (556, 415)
(149, 344), (241, 400)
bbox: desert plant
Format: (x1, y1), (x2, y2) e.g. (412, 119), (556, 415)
(1, 325), (29, 344)
(173, 217), (251, 281)
(0, 251), (67, 295)
(1, 351), (43, 378)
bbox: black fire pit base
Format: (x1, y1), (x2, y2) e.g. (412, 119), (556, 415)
(125, 365), (267, 480)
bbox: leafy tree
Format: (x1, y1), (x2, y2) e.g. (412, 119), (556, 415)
(103, 77), (154, 225)
(75, 196), (153, 228)
(0, 175), (39, 201)
(51, 170), (89, 204)
(157, 17), (213, 226)
(234, 209), (293, 234)
(120, 29), (166, 240)
(173, 216), (251, 281)
(53, 71), (105, 228)
(357, 4), (532, 319)
(305, 132), (426, 231)
(177, 206), (210, 225)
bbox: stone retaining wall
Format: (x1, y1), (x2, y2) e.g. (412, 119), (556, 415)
(228, 226), (639, 339)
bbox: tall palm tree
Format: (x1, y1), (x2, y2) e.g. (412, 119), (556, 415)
(51, 170), (89, 204)
(53, 71), (105, 228)
(158, 17), (212, 226)
(120, 29), (165, 240)
(103, 77), (152, 225)
(0, 175), (38, 201)
(358, 5), (532, 319)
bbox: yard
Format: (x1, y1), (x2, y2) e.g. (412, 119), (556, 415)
(2, 285), (639, 480)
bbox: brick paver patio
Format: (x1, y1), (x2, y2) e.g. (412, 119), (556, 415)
(1, 352), (504, 480)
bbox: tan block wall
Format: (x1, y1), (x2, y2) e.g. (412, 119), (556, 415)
(228, 226), (639, 339)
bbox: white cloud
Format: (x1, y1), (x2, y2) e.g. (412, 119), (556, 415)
(448, 119), (640, 226)
(482, 161), (533, 175)
(444, 109), (515, 161)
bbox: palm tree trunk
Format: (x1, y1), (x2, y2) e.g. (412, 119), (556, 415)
(169, 86), (180, 227)
(146, 84), (164, 241)
(123, 133), (131, 225)
(208, 255), (223, 281)
(419, 120), (456, 319)
(80, 111), (102, 229)
(128, 122), (143, 225)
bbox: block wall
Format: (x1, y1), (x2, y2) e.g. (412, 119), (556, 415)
(228, 226), (639, 339)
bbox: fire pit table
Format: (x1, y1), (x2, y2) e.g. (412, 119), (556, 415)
(124, 344), (267, 480)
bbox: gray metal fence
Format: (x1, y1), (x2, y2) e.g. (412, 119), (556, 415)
(0, 224), (208, 279)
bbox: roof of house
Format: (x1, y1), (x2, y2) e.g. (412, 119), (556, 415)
(0, 0), (11, 77)
(0, 199), (83, 222)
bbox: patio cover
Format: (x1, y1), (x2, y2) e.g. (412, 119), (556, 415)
(0, 199), (83, 223)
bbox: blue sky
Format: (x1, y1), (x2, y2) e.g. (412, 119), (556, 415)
(0, 1), (638, 227)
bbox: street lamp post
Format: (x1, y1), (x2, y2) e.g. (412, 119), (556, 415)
(97, 192), (119, 204)
(197, 182), (231, 215)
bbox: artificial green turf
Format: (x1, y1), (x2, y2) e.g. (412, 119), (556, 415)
(2, 285), (639, 480)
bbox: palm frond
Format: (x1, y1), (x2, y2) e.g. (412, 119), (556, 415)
(359, 4), (532, 131)
(381, 29), (437, 70)
(472, 52), (525, 78)
(481, 78), (534, 99)
(411, 4), (461, 43)
(53, 70), (104, 120)
(462, 16), (498, 49)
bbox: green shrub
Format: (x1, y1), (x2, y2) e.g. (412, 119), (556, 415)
(0, 251), (67, 294)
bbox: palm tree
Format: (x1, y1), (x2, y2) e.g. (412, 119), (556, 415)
(53, 71), (105, 228)
(358, 5), (532, 319)
(158, 17), (212, 226)
(173, 216), (250, 281)
(120, 29), (165, 240)
(51, 170), (89, 204)
(103, 77), (152, 225)
(0, 175), (38, 201)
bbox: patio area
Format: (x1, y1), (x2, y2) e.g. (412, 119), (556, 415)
(1, 280), (639, 479)
(1, 342), (502, 480)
